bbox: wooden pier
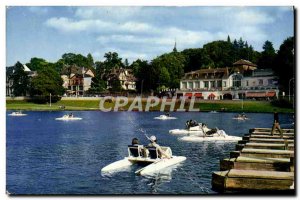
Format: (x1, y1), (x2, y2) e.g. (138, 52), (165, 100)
(212, 128), (295, 194)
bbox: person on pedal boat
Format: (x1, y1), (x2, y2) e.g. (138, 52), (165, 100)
(147, 135), (171, 159)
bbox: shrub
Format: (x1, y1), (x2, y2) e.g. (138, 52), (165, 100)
(270, 99), (293, 109)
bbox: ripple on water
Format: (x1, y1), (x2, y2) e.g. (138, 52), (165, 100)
(6, 111), (294, 194)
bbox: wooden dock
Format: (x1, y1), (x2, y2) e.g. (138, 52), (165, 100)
(212, 128), (295, 194)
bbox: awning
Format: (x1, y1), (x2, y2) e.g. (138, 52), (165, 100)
(266, 91), (276, 97)
(208, 93), (216, 98)
(184, 93), (193, 97)
(194, 93), (202, 97)
(246, 92), (266, 97)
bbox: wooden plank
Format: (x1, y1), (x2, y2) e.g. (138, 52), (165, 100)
(220, 157), (291, 171)
(248, 138), (294, 144)
(253, 128), (294, 133)
(250, 132), (294, 136)
(249, 135), (294, 139)
(212, 169), (294, 193)
(240, 148), (294, 159)
(240, 143), (294, 151)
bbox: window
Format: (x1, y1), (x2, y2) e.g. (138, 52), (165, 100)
(210, 81), (215, 88)
(188, 82), (193, 89)
(268, 79), (272, 85)
(232, 74), (242, 87)
(182, 82), (187, 89)
(258, 79), (263, 85)
(246, 81), (249, 86)
(223, 81), (226, 87)
(217, 80), (222, 87)
(194, 82), (199, 89)
(204, 81), (209, 88)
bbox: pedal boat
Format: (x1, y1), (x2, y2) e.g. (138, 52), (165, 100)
(8, 111), (27, 116)
(154, 115), (177, 120)
(169, 123), (210, 135)
(101, 145), (186, 176)
(233, 116), (249, 120)
(180, 130), (242, 142)
(55, 115), (82, 120)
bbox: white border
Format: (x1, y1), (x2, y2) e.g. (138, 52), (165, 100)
(1, 1), (298, 200)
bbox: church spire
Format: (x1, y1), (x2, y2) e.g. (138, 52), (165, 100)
(173, 38), (177, 52)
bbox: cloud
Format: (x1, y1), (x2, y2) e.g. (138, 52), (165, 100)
(43, 6), (293, 62)
(45, 17), (154, 34)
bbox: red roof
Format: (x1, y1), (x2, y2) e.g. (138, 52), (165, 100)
(184, 93), (193, 97)
(246, 92), (266, 97)
(266, 91), (276, 97)
(194, 93), (202, 97)
(208, 93), (216, 97)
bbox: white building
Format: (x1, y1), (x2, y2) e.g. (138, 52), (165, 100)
(61, 65), (95, 96)
(107, 68), (136, 91)
(177, 60), (279, 100)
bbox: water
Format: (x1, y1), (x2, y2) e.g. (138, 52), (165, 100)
(6, 111), (294, 194)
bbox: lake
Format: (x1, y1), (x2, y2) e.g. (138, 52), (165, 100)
(6, 111), (294, 194)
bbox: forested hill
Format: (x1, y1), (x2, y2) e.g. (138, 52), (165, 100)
(9, 36), (294, 95)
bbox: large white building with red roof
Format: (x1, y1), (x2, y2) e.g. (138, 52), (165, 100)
(177, 59), (279, 100)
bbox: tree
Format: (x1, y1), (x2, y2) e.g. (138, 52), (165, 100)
(151, 51), (185, 90)
(26, 57), (49, 72)
(203, 40), (233, 67)
(61, 53), (93, 69)
(258, 40), (276, 68)
(87, 53), (94, 68)
(109, 77), (122, 92)
(124, 58), (129, 68)
(274, 37), (294, 93)
(29, 66), (64, 97)
(181, 48), (213, 72)
(103, 52), (123, 69)
(227, 35), (231, 43)
(131, 59), (153, 92)
(89, 61), (107, 94)
(11, 62), (30, 96)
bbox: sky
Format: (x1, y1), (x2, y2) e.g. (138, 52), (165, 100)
(6, 6), (294, 66)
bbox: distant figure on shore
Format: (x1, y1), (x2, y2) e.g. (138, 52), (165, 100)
(271, 110), (283, 138)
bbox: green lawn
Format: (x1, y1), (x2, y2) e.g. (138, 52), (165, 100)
(6, 99), (294, 113)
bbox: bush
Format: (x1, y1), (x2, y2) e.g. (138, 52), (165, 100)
(28, 95), (61, 104)
(270, 99), (293, 109)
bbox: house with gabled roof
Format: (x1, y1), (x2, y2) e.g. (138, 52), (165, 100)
(61, 65), (95, 96)
(106, 68), (137, 91)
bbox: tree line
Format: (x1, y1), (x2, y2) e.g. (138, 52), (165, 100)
(9, 36), (294, 99)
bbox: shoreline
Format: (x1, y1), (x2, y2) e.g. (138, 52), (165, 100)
(6, 99), (294, 113)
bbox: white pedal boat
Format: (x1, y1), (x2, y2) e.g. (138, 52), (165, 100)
(233, 116), (249, 120)
(169, 122), (213, 136)
(154, 115), (177, 120)
(101, 145), (186, 176)
(233, 114), (249, 120)
(180, 130), (242, 142)
(8, 111), (27, 116)
(55, 115), (82, 120)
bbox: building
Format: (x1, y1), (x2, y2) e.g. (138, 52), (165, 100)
(107, 68), (137, 91)
(61, 65), (95, 96)
(6, 64), (37, 96)
(177, 59), (279, 100)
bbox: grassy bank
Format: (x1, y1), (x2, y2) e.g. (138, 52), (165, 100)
(6, 99), (294, 113)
